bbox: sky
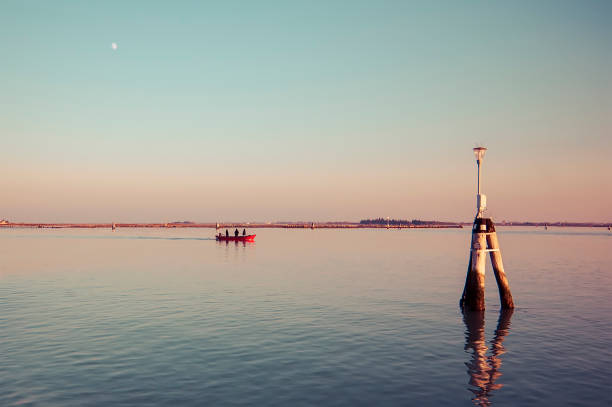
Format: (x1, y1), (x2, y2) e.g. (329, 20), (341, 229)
(1, 0), (611, 222)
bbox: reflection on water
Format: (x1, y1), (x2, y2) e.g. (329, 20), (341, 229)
(464, 309), (514, 406)
(218, 240), (255, 248)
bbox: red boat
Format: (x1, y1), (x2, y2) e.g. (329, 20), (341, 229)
(216, 234), (256, 242)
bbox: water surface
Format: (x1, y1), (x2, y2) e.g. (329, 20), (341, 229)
(1, 227), (610, 406)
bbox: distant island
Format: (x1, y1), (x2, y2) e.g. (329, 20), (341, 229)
(360, 218), (461, 227)
(360, 218), (611, 228)
(0, 220), (461, 229)
(0, 219), (609, 229)
(495, 221), (611, 227)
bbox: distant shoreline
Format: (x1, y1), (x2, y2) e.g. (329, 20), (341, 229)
(0, 222), (609, 229)
(0, 222), (463, 229)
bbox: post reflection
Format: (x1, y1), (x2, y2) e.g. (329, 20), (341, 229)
(463, 309), (514, 407)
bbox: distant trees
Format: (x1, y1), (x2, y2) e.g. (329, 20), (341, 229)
(360, 218), (403, 226)
(359, 218), (458, 226)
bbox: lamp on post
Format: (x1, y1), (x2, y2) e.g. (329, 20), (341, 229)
(473, 147), (487, 218)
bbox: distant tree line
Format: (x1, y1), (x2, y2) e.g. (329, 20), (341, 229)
(359, 218), (458, 226)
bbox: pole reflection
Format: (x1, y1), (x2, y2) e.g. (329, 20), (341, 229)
(463, 309), (514, 406)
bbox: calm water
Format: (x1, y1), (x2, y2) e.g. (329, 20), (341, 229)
(1, 227), (610, 406)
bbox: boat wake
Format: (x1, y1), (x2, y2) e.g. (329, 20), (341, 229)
(9, 235), (217, 241)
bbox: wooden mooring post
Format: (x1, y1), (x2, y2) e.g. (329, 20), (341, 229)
(460, 218), (514, 311)
(460, 147), (514, 311)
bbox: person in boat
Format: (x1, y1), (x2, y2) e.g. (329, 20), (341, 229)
(225, 229), (229, 237)
(234, 228), (239, 237)
(242, 229), (246, 236)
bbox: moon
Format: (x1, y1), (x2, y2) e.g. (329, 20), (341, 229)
(111, 42), (118, 50)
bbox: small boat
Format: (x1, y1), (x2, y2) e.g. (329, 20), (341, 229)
(216, 234), (256, 242)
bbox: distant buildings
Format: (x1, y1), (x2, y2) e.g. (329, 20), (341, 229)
(0, 219), (8, 224)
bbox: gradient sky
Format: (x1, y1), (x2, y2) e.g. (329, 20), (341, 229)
(1, 1), (611, 222)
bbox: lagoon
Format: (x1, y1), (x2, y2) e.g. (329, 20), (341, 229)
(1, 227), (610, 406)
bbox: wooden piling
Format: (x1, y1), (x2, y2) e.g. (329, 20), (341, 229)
(461, 217), (514, 311)
(486, 226), (514, 309)
(460, 219), (487, 311)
